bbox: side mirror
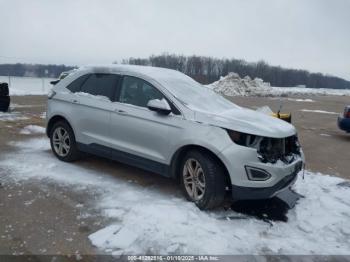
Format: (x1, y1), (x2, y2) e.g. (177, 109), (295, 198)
(50, 79), (60, 85)
(147, 99), (172, 115)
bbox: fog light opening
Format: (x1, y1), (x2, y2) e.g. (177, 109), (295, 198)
(245, 166), (271, 181)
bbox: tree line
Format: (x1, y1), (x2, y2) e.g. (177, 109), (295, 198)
(0, 63), (75, 78)
(1, 55), (349, 89)
(121, 54), (350, 89)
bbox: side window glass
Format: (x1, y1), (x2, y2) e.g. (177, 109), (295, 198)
(119, 76), (164, 108)
(66, 74), (89, 93)
(80, 74), (120, 100)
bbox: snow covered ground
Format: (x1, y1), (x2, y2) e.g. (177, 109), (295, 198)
(0, 111), (29, 121)
(0, 76), (54, 96)
(209, 73), (350, 97)
(1, 137), (350, 255)
(300, 109), (339, 115)
(19, 125), (46, 135)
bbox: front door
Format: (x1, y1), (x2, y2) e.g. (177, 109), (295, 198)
(110, 76), (181, 171)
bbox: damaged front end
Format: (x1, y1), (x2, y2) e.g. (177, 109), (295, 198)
(257, 135), (301, 164)
(227, 130), (302, 164)
(226, 129), (304, 200)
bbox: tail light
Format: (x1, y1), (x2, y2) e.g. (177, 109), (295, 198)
(345, 111), (350, 118)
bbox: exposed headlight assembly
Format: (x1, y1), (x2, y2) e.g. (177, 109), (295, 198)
(227, 130), (302, 164)
(226, 130), (262, 149)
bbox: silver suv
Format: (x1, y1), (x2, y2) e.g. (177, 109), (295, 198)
(46, 65), (304, 209)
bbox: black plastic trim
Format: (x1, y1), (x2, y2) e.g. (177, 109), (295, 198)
(77, 142), (171, 177)
(244, 166), (271, 181)
(232, 169), (299, 200)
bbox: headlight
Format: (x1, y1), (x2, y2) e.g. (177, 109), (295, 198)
(227, 130), (241, 144)
(226, 130), (261, 148)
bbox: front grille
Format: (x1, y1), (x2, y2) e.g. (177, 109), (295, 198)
(257, 135), (301, 164)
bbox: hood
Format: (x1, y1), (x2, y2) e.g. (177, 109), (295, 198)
(194, 107), (296, 138)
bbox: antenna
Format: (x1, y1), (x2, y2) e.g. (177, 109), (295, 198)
(277, 100), (283, 118)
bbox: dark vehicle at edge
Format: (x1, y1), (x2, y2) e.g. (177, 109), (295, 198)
(338, 106), (350, 132)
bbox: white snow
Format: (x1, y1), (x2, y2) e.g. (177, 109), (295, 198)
(75, 92), (111, 102)
(287, 98), (315, 102)
(0, 112), (29, 121)
(209, 73), (272, 96)
(103, 209), (126, 218)
(19, 125), (46, 135)
(0, 76), (54, 96)
(89, 225), (138, 250)
(256, 105), (273, 115)
(300, 109), (339, 115)
(209, 73), (350, 97)
(1, 137), (350, 255)
(11, 103), (42, 108)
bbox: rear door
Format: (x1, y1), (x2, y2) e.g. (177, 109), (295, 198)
(71, 73), (120, 155)
(110, 75), (182, 171)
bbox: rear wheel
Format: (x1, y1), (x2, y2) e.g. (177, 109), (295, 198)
(50, 121), (81, 162)
(181, 150), (226, 210)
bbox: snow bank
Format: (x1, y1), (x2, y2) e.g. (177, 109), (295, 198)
(0, 76), (54, 96)
(1, 138), (350, 255)
(20, 125), (46, 135)
(209, 73), (350, 97)
(209, 73), (272, 96)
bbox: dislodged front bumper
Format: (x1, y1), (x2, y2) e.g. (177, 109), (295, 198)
(218, 144), (304, 201)
(231, 162), (302, 200)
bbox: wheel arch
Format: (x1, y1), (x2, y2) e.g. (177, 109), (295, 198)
(46, 115), (74, 137)
(169, 144), (232, 187)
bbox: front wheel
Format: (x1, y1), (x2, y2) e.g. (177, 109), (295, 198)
(50, 121), (81, 162)
(181, 150), (226, 210)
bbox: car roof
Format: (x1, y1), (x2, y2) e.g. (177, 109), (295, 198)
(78, 64), (184, 82)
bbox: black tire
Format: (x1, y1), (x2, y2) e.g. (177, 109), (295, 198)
(180, 150), (226, 210)
(0, 96), (10, 112)
(49, 121), (81, 162)
(0, 83), (9, 96)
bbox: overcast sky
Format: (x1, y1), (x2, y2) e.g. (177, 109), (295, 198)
(0, 0), (349, 80)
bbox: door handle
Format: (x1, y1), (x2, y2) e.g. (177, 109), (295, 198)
(71, 99), (79, 104)
(114, 109), (128, 115)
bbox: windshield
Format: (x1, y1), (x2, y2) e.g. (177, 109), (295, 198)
(156, 74), (240, 113)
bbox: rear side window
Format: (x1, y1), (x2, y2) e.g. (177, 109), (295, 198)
(80, 74), (120, 100)
(66, 74), (89, 93)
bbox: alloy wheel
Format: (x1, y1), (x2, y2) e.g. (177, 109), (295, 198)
(52, 127), (71, 157)
(183, 158), (206, 201)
